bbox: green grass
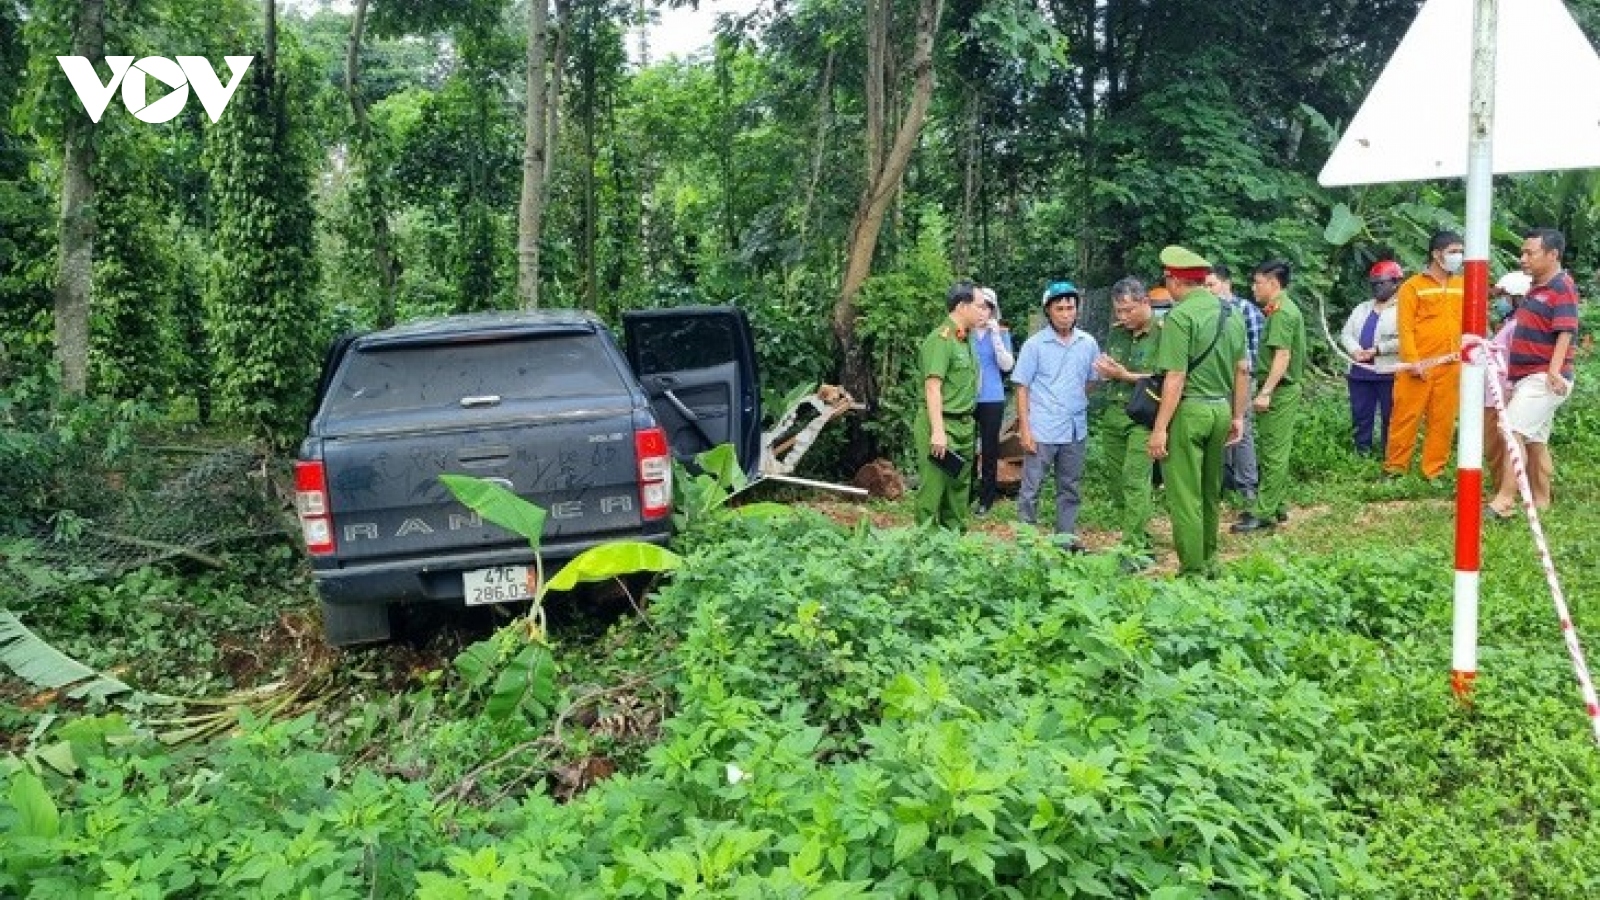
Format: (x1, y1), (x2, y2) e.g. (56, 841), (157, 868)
(6, 360), (1600, 897)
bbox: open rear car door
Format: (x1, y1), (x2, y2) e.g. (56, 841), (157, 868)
(622, 306), (762, 476)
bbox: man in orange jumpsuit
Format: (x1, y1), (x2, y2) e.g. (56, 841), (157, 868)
(1385, 230), (1465, 480)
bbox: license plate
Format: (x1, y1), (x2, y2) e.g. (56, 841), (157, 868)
(463, 565), (537, 606)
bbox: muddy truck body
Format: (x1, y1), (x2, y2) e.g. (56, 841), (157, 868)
(294, 308), (759, 644)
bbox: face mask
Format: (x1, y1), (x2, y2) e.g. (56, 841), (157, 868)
(1491, 297), (1514, 320)
(1441, 251), (1465, 273)
(1371, 280), (1399, 302)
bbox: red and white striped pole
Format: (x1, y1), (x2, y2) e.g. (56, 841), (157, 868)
(1452, 0), (1496, 701)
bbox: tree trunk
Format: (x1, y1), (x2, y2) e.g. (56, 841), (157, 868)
(830, 0), (944, 467)
(956, 89), (979, 274)
(547, 0), (570, 188)
(517, 0), (550, 308)
(264, 0), (277, 72)
(862, 0), (887, 187)
(1076, 0), (1098, 280)
(580, 2), (597, 311)
(797, 46), (834, 255)
(1105, 0), (1122, 108)
(347, 0), (401, 326)
(606, 93), (628, 317)
(978, 121), (990, 272)
(52, 0), (107, 396)
(715, 39), (736, 252)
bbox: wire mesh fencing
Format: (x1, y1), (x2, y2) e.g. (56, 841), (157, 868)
(3, 443), (293, 595)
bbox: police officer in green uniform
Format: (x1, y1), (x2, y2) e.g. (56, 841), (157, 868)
(1146, 247), (1251, 576)
(915, 282), (985, 528)
(1234, 259), (1306, 533)
(1093, 277), (1163, 564)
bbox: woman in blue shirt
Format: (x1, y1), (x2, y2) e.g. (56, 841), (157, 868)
(971, 288), (1015, 515)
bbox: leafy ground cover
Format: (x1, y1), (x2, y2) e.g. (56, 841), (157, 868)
(6, 365), (1600, 897)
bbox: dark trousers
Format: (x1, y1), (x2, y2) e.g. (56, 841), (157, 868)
(974, 401), (1005, 506)
(1348, 375), (1395, 454)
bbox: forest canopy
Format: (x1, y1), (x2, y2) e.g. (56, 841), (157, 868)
(3, 0), (1600, 464)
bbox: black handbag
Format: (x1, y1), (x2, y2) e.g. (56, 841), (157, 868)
(1125, 375), (1164, 429)
(1124, 305), (1232, 429)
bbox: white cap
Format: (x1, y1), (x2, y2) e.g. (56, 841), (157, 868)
(978, 287), (1000, 321)
(1496, 271), (1532, 296)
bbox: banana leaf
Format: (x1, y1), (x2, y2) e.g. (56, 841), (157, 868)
(0, 610), (131, 702)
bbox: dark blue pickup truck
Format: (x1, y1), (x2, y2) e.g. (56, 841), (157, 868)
(294, 307), (760, 645)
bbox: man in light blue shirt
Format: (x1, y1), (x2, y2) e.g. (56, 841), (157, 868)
(1012, 281), (1100, 548)
(1207, 264), (1262, 509)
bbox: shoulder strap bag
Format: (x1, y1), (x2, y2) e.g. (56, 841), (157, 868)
(1125, 304), (1233, 429)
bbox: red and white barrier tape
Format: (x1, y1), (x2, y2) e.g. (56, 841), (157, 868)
(1464, 334), (1600, 746)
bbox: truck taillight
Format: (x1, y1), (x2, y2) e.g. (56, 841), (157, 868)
(294, 461), (336, 555)
(634, 427), (673, 520)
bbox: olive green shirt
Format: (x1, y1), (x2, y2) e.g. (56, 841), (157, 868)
(1260, 294), (1307, 385)
(1151, 288), (1247, 401)
(920, 315), (978, 415)
(1102, 319), (1163, 406)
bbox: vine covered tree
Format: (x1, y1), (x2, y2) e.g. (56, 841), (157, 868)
(344, 0), (402, 328)
(0, 0), (54, 382)
(203, 0), (322, 437)
(50, 0), (108, 396)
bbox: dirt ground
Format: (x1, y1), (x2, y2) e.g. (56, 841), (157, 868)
(796, 496), (1453, 577)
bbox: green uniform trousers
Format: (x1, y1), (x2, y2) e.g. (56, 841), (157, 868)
(1253, 381), (1302, 520)
(1101, 406), (1154, 551)
(914, 409), (975, 529)
(1165, 399), (1232, 576)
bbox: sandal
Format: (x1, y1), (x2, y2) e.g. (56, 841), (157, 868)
(1485, 503), (1514, 521)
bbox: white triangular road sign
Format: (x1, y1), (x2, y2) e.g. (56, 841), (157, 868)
(1319, 0), (1600, 186)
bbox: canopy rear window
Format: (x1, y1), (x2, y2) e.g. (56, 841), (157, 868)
(325, 333), (627, 417)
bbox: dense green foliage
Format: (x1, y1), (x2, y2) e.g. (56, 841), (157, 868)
(203, 29), (324, 437)
(5, 486), (1600, 895)
(8, 365), (1600, 895)
(6, 0), (1600, 459)
(6, 0), (1600, 895)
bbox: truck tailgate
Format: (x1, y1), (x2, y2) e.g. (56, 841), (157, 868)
(322, 410), (644, 562)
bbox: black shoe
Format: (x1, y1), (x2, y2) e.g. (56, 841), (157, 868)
(1231, 514), (1275, 534)
(1275, 509), (1288, 524)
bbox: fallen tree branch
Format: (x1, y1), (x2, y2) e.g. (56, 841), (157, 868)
(433, 738), (558, 806)
(432, 665), (680, 806)
(553, 665), (678, 746)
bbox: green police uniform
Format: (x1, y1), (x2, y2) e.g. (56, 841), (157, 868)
(1252, 294), (1306, 522)
(915, 316), (979, 528)
(1151, 284), (1248, 576)
(1101, 318), (1163, 551)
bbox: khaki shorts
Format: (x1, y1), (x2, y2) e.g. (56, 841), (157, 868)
(1504, 373), (1573, 443)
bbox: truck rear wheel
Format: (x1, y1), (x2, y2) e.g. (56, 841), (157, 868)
(321, 601), (394, 646)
